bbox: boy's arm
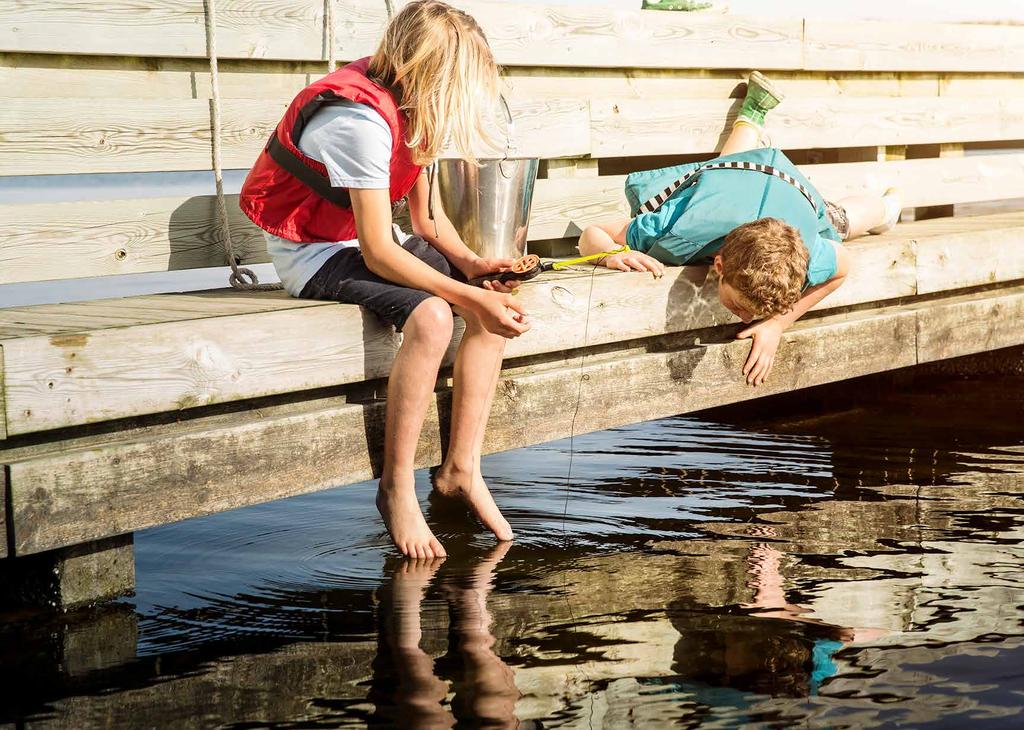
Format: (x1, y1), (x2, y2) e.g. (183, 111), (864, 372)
(738, 241), (852, 386)
(578, 219), (665, 276)
(406, 169), (517, 288)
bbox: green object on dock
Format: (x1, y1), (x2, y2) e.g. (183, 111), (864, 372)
(641, 1), (714, 11)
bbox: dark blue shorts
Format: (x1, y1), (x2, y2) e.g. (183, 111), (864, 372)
(298, 235), (460, 331)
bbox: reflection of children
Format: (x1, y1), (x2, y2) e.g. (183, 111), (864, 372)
(371, 544), (519, 727)
(578, 72), (902, 387)
(240, 2), (526, 559)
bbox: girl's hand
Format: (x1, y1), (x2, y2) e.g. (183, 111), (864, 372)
(470, 290), (531, 339)
(601, 250), (665, 277)
(462, 256), (521, 293)
(737, 318), (783, 386)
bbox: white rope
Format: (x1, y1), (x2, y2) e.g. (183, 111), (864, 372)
(325, 0), (337, 70)
(204, 0), (282, 291)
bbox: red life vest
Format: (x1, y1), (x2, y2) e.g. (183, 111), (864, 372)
(239, 57), (421, 243)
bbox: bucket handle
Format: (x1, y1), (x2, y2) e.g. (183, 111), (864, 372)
(498, 93), (517, 179)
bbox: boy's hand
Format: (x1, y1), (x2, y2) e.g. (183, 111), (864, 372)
(462, 256), (521, 293)
(601, 250), (665, 277)
(737, 318), (783, 386)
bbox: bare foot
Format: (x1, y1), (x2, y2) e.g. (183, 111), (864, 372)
(377, 477), (447, 558)
(432, 465), (514, 542)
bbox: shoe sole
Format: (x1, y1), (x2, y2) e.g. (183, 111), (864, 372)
(748, 70), (785, 104)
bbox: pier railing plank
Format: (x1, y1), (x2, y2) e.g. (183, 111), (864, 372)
(0, 97), (586, 176)
(803, 19), (1024, 73)
(8, 283), (1024, 555)
(590, 97), (1024, 158)
(3, 154), (1023, 285)
(4, 2), (1024, 73)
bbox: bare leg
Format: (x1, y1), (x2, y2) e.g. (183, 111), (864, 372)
(720, 121), (763, 156)
(444, 542), (520, 728)
(835, 194), (888, 240)
(377, 298), (453, 559)
(432, 310), (513, 542)
(381, 558), (454, 728)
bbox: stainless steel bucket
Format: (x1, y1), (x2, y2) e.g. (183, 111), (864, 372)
(436, 157), (540, 260)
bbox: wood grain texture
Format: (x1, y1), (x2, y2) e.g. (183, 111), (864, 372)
(4, 211), (1024, 435)
(0, 195), (268, 285)
(0, 96), (586, 176)
(5, 154), (1022, 285)
(2, 300), (924, 554)
(916, 287), (1024, 363)
(6, 2), (1024, 72)
(0, 0), (802, 69)
(0, 0), (328, 61)
(590, 97), (1024, 158)
(0, 467), (6, 557)
(804, 19), (1024, 72)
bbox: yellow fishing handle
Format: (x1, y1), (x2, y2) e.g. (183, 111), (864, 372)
(549, 245), (629, 270)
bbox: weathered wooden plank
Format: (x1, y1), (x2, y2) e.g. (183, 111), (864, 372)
(590, 97), (1024, 158)
(7, 207), (1024, 435)
(0, 0), (804, 69)
(0, 464), (7, 556)
(916, 287), (1024, 363)
(915, 223), (1024, 297)
(0, 52), (316, 99)
(0, 0), (328, 61)
(803, 153), (1024, 210)
(0, 345), (6, 442)
(0, 97), (587, 176)
(0, 196), (267, 285)
(804, 19), (1024, 73)
(3, 301), (921, 554)
(5, 154), (1023, 285)
(0, 225), (925, 437)
(506, 70), (942, 101)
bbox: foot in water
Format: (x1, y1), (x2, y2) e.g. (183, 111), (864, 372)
(431, 465), (514, 542)
(377, 476), (447, 558)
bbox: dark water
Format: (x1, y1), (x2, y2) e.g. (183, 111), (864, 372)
(3, 375), (1024, 728)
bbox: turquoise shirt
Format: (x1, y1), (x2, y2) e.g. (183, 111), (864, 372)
(624, 148), (839, 288)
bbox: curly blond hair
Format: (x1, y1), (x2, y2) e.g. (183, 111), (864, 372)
(368, 0), (500, 166)
(719, 217), (808, 317)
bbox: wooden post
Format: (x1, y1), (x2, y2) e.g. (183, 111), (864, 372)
(910, 143), (965, 220)
(0, 534), (135, 611)
(535, 158), (600, 257)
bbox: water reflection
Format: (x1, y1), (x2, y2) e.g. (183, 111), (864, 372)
(370, 544), (520, 728)
(2, 375), (1023, 727)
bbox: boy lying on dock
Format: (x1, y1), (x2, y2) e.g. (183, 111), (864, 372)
(577, 72), (902, 386)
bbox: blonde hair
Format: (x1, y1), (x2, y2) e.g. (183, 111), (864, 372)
(368, 0), (500, 166)
(719, 217), (809, 317)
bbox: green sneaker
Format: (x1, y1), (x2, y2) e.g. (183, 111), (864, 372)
(739, 71), (784, 127)
(642, 1), (713, 10)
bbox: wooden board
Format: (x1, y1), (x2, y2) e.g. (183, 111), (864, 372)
(0, 195), (268, 285)
(0, 97), (587, 176)
(5, 2), (1024, 73)
(0, 232), (920, 436)
(0, 1), (802, 69)
(4, 154), (1023, 285)
(916, 287), (1024, 363)
(1, 300), (924, 554)
(0, 464), (7, 558)
(804, 19), (1024, 73)
(590, 97), (1024, 158)
(4, 211), (1024, 436)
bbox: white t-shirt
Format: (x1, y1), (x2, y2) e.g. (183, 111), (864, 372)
(264, 99), (409, 296)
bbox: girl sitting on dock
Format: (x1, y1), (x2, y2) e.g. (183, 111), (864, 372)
(578, 72), (902, 388)
(239, 1), (527, 558)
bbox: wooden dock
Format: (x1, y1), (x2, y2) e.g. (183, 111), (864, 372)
(2, 0), (1024, 608)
